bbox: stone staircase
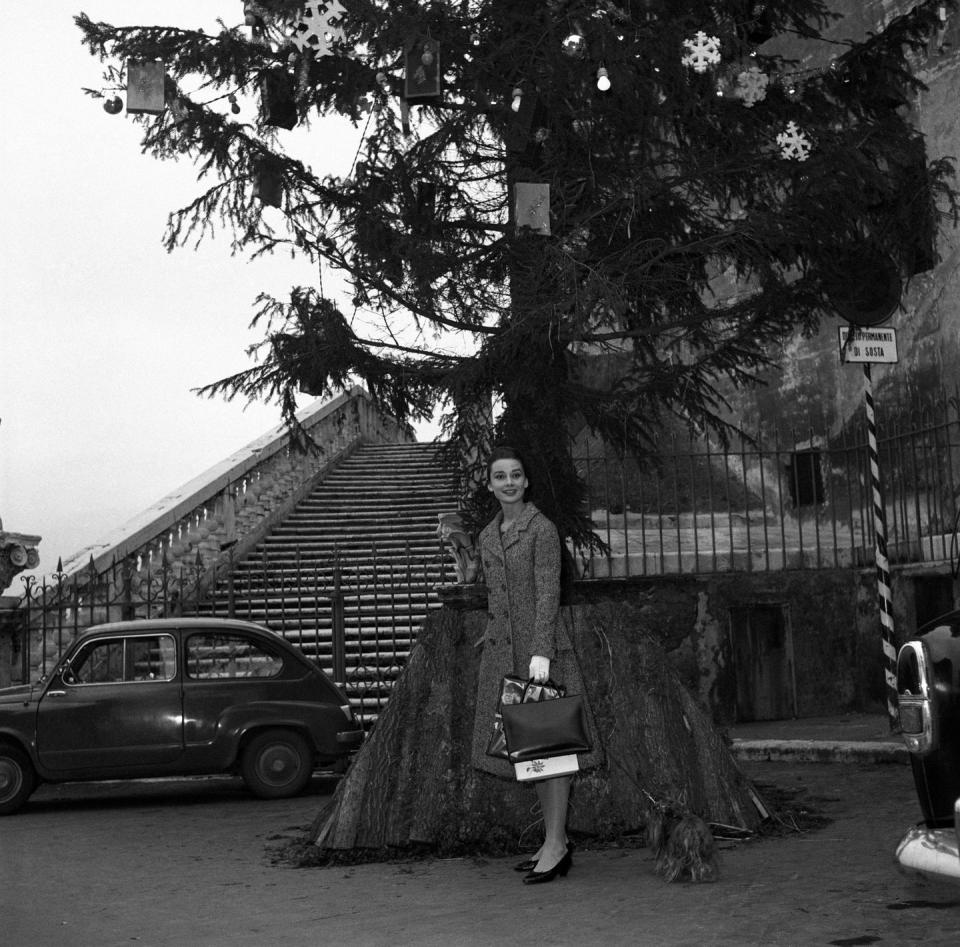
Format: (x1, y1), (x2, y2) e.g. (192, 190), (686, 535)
(196, 441), (459, 723)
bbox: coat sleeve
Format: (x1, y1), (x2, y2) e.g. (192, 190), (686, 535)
(530, 516), (561, 660)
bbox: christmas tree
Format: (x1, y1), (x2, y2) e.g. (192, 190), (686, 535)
(77, 0), (958, 546)
(77, 2), (957, 863)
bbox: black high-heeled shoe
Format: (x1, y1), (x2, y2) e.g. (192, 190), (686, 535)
(522, 847), (573, 885)
(514, 842), (573, 873)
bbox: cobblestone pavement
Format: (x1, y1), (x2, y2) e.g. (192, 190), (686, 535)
(0, 762), (958, 946)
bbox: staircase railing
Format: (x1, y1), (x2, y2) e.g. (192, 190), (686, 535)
(5, 388), (412, 684)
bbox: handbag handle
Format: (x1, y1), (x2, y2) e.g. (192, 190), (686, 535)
(520, 678), (565, 702)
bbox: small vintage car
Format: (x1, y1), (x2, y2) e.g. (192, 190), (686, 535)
(0, 617), (363, 815)
(895, 610), (960, 883)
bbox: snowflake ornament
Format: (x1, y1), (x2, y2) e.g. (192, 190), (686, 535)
(734, 66), (768, 107)
(289, 1), (348, 57)
(681, 31), (721, 73)
(776, 121), (812, 161)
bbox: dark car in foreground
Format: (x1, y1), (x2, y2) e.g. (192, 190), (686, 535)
(0, 618), (363, 815)
(895, 610), (960, 883)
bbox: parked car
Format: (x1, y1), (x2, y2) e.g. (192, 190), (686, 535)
(0, 617), (364, 815)
(895, 610), (960, 883)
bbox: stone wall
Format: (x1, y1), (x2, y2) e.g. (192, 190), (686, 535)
(577, 560), (958, 727)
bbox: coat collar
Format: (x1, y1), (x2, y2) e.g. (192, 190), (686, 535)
(483, 503), (540, 557)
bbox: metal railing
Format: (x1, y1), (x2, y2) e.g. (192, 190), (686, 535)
(9, 539), (449, 725)
(6, 393), (959, 712)
(576, 395), (960, 578)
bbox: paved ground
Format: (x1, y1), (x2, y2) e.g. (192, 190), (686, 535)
(1, 749), (958, 947)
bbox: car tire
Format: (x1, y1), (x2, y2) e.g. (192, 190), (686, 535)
(240, 729), (313, 799)
(0, 743), (36, 816)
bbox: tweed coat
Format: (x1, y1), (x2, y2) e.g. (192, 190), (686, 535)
(470, 502), (603, 779)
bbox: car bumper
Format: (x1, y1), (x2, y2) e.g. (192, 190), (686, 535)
(896, 808), (960, 884)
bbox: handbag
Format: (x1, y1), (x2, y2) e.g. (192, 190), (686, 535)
(486, 675), (564, 760)
(501, 684), (592, 764)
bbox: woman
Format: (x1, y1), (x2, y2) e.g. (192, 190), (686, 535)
(470, 445), (602, 884)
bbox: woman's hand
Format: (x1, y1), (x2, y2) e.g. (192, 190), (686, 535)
(529, 655), (550, 684)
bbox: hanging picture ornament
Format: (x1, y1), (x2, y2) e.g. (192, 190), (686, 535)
(404, 38), (442, 103)
(126, 59), (167, 114)
(514, 182), (551, 235)
(289, 1), (348, 57)
(681, 31), (721, 73)
(734, 66), (768, 107)
(776, 121), (812, 161)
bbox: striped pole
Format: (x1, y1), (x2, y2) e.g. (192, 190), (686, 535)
(864, 363), (899, 730)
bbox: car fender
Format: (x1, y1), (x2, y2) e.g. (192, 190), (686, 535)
(0, 728), (40, 771)
(197, 701), (347, 766)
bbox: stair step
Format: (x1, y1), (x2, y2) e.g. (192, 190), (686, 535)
(192, 440), (461, 731)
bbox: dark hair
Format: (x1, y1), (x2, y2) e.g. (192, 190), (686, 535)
(486, 444), (532, 494)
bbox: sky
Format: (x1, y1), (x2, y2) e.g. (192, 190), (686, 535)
(0, 2), (429, 592)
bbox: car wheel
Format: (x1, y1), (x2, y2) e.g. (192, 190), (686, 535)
(0, 744), (36, 816)
(240, 729), (313, 799)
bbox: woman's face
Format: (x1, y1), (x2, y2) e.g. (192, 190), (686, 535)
(488, 458), (528, 507)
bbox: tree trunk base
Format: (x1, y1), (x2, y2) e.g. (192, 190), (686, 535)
(310, 600), (769, 865)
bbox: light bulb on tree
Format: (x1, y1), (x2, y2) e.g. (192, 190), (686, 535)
(596, 66), (611, 92)
(511, 87), (523, 112)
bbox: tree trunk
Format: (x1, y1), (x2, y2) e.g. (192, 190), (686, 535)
(311, 594), (767, 858)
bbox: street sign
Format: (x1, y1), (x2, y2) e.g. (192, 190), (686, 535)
(838, 326), (899, 364)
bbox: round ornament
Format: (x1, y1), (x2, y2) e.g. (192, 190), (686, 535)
(103, 96), (123, 114)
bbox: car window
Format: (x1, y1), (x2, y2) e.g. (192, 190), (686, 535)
(68, 635), (177, 685)
(186, 632), (283, 680)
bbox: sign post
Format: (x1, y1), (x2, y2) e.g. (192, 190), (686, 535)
(839, 325), (899, 731)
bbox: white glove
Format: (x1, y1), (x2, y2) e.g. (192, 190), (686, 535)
(529, 655), (550, 684)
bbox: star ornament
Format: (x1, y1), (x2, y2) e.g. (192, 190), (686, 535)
(289, 1), (348, 57)
(776, 120), (812, 161)
(681, 31), (721, 73)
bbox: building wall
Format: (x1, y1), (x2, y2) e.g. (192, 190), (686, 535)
(585, 561), (959, 726)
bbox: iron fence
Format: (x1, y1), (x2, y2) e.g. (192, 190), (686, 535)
(6, 397), (960, 716)
(8, 543), (448, 726)
(576, 396), (960, 578)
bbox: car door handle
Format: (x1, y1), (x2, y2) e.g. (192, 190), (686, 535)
(46, 690), (66, 697)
